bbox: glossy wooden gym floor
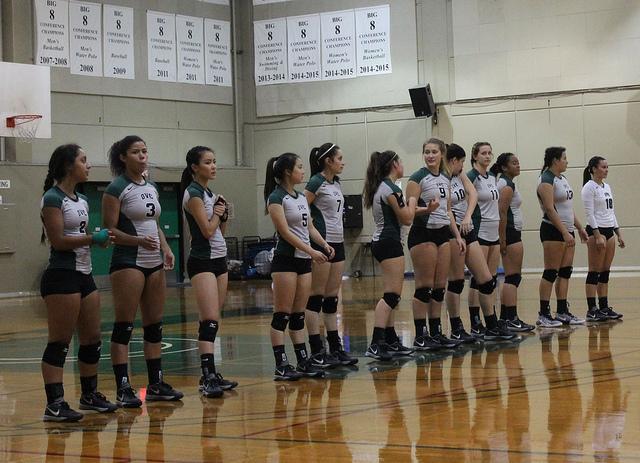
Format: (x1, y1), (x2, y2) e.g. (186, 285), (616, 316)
(1, 275), (639, 462)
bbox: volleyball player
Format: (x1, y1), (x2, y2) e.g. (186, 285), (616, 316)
(537, 147), (589, 326)
(265, 152), (334, 380)
(491, 152), (534, 331)
(363, 150), (417, 360)
(103, 135), (183, 406)
(305, 143), (357, 366)
(582, 156), (625, 320)
(181, 146), (238, 398)
(407, 138), (465, 350)
(40, 144), (117, 421)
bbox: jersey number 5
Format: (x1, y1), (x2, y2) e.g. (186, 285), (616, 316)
(146, 202), (156, 217)
(302, 213), (308, 226)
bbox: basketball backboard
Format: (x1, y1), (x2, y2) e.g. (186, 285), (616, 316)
(0, 62), (51, 139)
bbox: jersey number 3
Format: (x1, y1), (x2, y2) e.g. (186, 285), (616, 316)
(146, 202), (156, 217)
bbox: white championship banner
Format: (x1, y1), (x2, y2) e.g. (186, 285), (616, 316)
(204, 19), (232, 87)
(69, 1), (102, 76)
(103, 4), (135, 79)
(287, 14), (321, 83)
(355, 5), (392, 77)
(176, 15), (205, 85)
(321, 10), (356, 81)
(254, 18), (287, 86)
(35, 0), (70, 68)
(147, 11), (177, 82)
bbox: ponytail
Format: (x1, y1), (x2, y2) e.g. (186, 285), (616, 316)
(583, 155), (606, 185)
(309, 142), (339, 176)
(490, 152), (514, 177)
(363, 150), (398, 209)
(541, 146), (565, 174)
(264, 153), (299, 213)
(180, 167), (193, 195)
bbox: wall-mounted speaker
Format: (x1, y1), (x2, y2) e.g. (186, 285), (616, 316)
(409, 83), (437, 123)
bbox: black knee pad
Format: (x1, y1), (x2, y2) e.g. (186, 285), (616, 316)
(447, 279), (464, 294)
(42, 342), (69, 368)
(198, 319), (219, 343)
(431, 288), (445, 302)
(542, 269), (558, 283)
(271, 312), (289, 332)
(558, 266), (573, 279)
(478, 278), (496, 295)
(469, 277), (478, 290)
(289, 312), (305, 331)
(586, 271), (600, 285)
(306, 295), (323, 313)
(111, 322), (134, 345)
(383, 292), (401, 309)
(143, 322), (163, 343)
(413, 287), (432, 303)
(321, 296), (338, 314)
(598, 270), (610, 284)
(77, 342), (101, 365)
(504, 273), (522, 288)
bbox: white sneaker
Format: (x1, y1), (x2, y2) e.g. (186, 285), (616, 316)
(536, 313), (563, 328)
(556, 312), (586, 325)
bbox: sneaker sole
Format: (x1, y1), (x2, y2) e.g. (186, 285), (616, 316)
(43, 414), (83, 422)
(79, 404), (117, 413)
(273, 375), (300, 381)
(201, 390), (224, 398)
(116, 400), (142, 408)
(389, 351), (415, 357)
(364, 352), (392, 361)
(219, 383), (238, 391)
(145, 395), (183, 402)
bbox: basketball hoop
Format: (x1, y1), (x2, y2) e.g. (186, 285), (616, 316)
(6, 114), (43, 143)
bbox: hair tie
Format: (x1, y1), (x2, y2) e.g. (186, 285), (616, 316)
(317, 144), (336, 161)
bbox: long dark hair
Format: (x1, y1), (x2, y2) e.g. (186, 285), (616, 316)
(181, 146), (214, 194)
(446, 143), (466, 161)
(583, 155), (606, 185)
(490, 152), (515, 177)
(108, 135), (145, 176)
(42, 144), (82, 242)
(470, 141), (491, 165)
(363, 150), (398, 209)
(263, 152), (299, 213)
(309, 142), (339, 176)
(541, 146), (565, 173)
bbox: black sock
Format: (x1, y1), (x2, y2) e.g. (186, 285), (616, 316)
(539, 300), (551, 316)
(598, 297), (609, 310)
(587, 297), (597, 309)
(201, 353), (216, 377)
(385, 326), (400, 344)
(113, 363), (129, 389)
(273, 345), (287, 366)
(45, 382), (64, 404)
(414, 318), (427, 337)
(326, 330), (341, 352)
(80, 375), (97, 395)
(469, 306), (481, 326)
(308, 334), (324, 354)
(293, 343), (308, 364)
(499, 304), (507, 320)
(557, 299), (568, 314)
(450, 316), (463, 331)
(428, 318), (442, 337)
(485, 313), (498, 330)
(507, 306), (517, 320)
(146, 358), (162, 385)
(372, 327), (385, 344)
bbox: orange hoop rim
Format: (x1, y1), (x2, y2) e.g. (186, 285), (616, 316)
(6, 114), (43, 128)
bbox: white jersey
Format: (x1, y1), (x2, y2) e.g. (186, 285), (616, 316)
(581, 180), (618, 229)
(268, 186), (311, 258)
(183, 181), (227, 260)
(305, 173), (344, 243)
(409, 167), (451, 228)
(496, 176), (523, 231)
(468, 168), (500, 241)
(450, 175), (471, 227)
(538, 170), (575, 232)
(41, 187), (91, 274)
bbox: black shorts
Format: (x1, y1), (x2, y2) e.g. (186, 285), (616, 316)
(539, 221), (574, 242)
(457, 225), (478, 245)
(586, 225), (615, 240)
(110, 263), (164, 277)
(40, 269), (97, 299)
(187, 256), (228, 279)
(271, 253), (312, 275)
(478, 238), (500, 246)
(408, 226), (452, 249)
(506, 228), (522, 245)
(311, 241), (345, 263)
(371, 239), (404, 262)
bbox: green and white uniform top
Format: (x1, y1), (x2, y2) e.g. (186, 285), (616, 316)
(538, 170), (575, 232)
(496, 176), (523, 231)
(41, 186), (91, 274)
(450, 175), (471, 227)
(581, 180), (618, 229)
(467, 168), (500, 242)
(305, 173), (344, 243)
(372, 178), (405, 242)
(267, 186), (311, 259)
(183, 181), (227, 260)
(105, 175), (163, 268)
(409, 167), (451, 229)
